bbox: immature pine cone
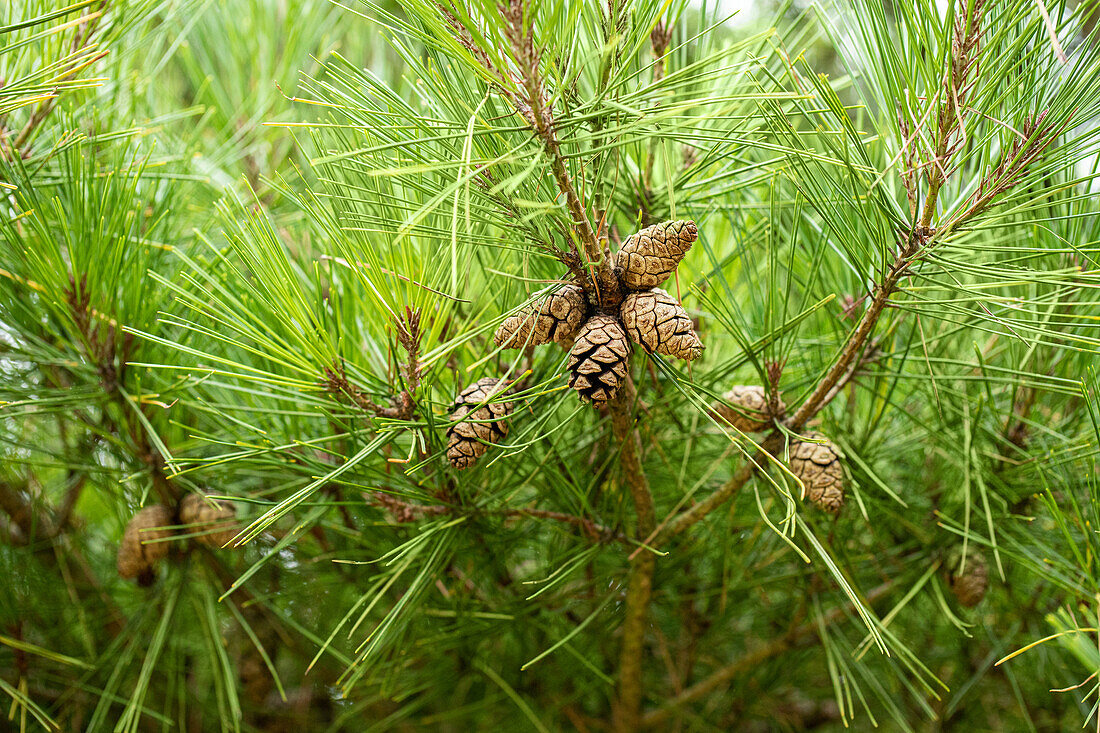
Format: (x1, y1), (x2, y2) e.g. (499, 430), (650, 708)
(615, 220), (698, 290)
(620, 288), (703, 361)
(789, 433), (844, 513)
(567, 316), (631, 406)
(946, 547), (988, 608)
(494, 284), (588, 348)
(117, 504), (175, 581)
(180, 493), (238, 547)
(446, 378), (514, 469)
(713, 385), (785, 432)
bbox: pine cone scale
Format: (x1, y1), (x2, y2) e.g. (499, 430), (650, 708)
(117, 504), (175, 581)
(712, 386), (784, 433)
(180, 493), (238, 547)
(494, 284), (588, 349)
(446, 378), (514, 469)
(567, 316), (631, 406)
(620, 288), (703, 361)
(615, 220), (698, 290)
(947, 548), (988, 607)
(789, 433), (845, 513)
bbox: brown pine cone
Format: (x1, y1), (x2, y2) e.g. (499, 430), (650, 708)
(117, 504), (175, 581)
(789, 433), (844, 513)
(446, 378), (514, 469)
(620, 288), (704, 361)
(567, 316), (631, 406)
(615, 220), (698, 290)
(713, 385), (785, 432)
(946, 547), (988, 607)
(180, 493), (238, 547)
(494, 284), (588, 349)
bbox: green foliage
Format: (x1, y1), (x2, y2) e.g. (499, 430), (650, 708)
(3, 0), (1100, 730)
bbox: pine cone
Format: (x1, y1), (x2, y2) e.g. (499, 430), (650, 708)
(713, 385), (785, 432)
(494, 284), (588, 348)
(789, 433), (844, 513)
(567, 316), (631, 406)
(946, 547), (988, 607)
(117, 504), (175, 581)
(446, 378), (514, 469)
(615, 220), (698, 290)
(620, 288), (704, 361)
(180, 493), (238, 547)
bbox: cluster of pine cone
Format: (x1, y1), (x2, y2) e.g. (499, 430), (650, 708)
(441, 221), (843, 519)
(444, 220), (704, 469)
(496, 220), (703, 405)
(117, 493), (238, 584)
(713, 385), (845, 513)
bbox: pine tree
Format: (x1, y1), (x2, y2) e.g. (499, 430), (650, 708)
(4, 0), (1100, 730)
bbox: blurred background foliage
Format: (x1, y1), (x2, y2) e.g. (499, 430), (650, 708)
(3, 0), (1100, 730)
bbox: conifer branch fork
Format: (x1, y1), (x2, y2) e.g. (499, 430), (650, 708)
(454, 4), (675, 725)
(431, 0), (1061, 727)
(646, 0), (1060, 555)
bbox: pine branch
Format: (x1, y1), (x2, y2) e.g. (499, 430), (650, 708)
(788, 244), (918, 430)
(650, 0), (1047, 542)
(436, 1), (616, 298)
(500, 0), (601, 263)
(4, 1), (110, 159)
(60, 272), (179, 507)
(0, 479), (53, 542)
(640, 20), (673, 220)
(6, 0), (1100, 726)
(641, 580), (898, 727)
(323, 308), (422, 421)
(652, 445), (771, 547)
(651, 226), (924, 546)
(918, 0), (986, 228)
(0, 473), (88, 545)
(468, 165), (589, 285)
(609, 375), (656, 732)
(370, 492), (628, 544)
(944, 109), (1065, 235)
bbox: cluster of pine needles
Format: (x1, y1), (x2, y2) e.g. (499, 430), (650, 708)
(4, 0), (1100, 730)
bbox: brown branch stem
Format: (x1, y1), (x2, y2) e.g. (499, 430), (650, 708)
(654, 450), (767, 547)
(651, 4), (994, 549)
(323, 308), (422, 421)
(0, 480), (53, 541)
(639, 22), (672, 222)
(609, 375), (656, 732)
(655, 244), (918, 546)
(370, 493), (627, 545)
(500, 0), (624, 307)
(788, 252), (911, 431)
(525, 96), (599, 263)
(439, 3), (616, 299)
(641, 580), (896, 727)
